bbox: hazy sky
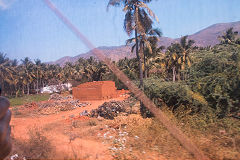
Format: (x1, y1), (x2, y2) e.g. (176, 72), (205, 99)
(0, 0), (240, 62)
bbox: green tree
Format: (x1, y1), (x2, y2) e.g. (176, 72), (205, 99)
(0, 53), (13, 96)
(108, 0), (158, 88)
(166, 36), (195, 81)
(219, 27), (239, 44)
(126, 28), (162, 78)
(21, 57), (35, 95)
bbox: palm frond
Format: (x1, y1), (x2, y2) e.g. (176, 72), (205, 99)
(180, 36), (188, 49)
(149, 28), (162, 37)
(139, 1), (159, 22)
(145, 41), (152, 54)
(126, 37), (136, 45)
(131, 44), (136, 53)
(107, 0), (122, 11)
(124, 10), (134, 36)
(134, 7), (145, 34)
(187, 39), (195, 49)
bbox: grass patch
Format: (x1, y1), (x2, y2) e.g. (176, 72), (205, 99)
(9, 94), (50, 106)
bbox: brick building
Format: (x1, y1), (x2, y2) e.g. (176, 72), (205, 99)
(72, 81), (117, 100)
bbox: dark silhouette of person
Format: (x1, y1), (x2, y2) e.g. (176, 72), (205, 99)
(0, 86), (12, 159)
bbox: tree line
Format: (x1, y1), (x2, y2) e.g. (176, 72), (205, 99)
(1, 0), (240, 100)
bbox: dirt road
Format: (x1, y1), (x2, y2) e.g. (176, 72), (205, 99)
(10, 96), (128, 159)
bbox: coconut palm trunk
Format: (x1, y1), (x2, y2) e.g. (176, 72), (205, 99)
(36, 70), (39, 94)
(135, 28), (144, 87)
(173, 66), (176, 82)
(143, 51), (147, 78)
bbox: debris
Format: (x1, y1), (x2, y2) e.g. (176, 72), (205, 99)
(22, 94), (89, 115)
(79, 110), (88, 116)
(24, 102), (38, 108)
(10, 154), (19, 160)
(48, 93), (75, 101)
(69, 114), (75, 118)
(90, 101), (126, 119)
(48, 93), (63, 101)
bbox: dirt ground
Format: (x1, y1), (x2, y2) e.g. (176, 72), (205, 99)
(8, 93), (240, 160)
(9, 94), (166, 160)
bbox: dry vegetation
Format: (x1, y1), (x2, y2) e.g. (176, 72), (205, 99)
(7, 94), (240, 160)
(7, 127), (55, 160)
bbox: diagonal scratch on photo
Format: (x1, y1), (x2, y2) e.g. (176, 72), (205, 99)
(0, 0), (240, 160)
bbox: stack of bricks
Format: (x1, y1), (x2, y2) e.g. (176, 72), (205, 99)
(72, 81), (117, 101)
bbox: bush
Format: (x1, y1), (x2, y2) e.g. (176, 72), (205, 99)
(143, 78), (208, 115)
(188, 44), (240, 117)
(11, 127), (55, 159)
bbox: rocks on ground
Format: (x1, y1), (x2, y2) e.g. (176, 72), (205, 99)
(90, 101), (125, 120)
(90, 97), (139, 120)
(48, 93), (73, 101)
(23, 93), (90, 115)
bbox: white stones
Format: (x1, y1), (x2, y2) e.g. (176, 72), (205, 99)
(134, 135), (139, 139)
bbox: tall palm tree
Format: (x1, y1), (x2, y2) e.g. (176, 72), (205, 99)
(21, 57), (35, 95)
(141, 28), (162, 78)
(34, 59), (42, 94)
(125, 30), (157, 78)
(178, 36), (194, 80)
(108, 0), (158, 87)
(165, 45), (181, 82)
(166, 36), (194, 81)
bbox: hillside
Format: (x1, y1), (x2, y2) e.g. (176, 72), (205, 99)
(47, 45), (135, 66)
(188, 21), (240, 46)
(48, 21), (240, 66)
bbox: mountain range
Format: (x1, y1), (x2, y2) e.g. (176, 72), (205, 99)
(48, 21), (240, 66)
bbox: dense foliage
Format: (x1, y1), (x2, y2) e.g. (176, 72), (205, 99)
(188, 44), (240, 118)
(140, 43), (240, 118)
(143, 78), (208, 113)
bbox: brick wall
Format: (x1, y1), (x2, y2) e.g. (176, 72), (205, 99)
(73, 81), (117, 100)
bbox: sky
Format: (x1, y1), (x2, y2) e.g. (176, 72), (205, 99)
(0, 0), (240, 63)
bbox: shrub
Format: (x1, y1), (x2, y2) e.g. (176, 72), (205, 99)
(188, 44), (240, 117)
(143, 78), (208, 115)
(11, 127), (55, 159)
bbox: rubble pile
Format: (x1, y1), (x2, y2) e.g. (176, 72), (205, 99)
(48, 93), (73, 101)
(38, 100), (89, 115)
(90, 101), (126, 120)
(24, 102), (38, 108)
(21, 93), (89, 115)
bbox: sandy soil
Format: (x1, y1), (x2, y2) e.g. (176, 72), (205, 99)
(10, 96), (128, 160)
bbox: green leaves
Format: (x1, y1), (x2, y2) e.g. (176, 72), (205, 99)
(188, 45), (240, 118)
(143, 78), (208, 114)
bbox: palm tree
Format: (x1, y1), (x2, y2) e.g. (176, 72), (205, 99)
(178, 36), (194, 80)
(34, 59), (42, 94)
(166, 36), (194, 81)
(0, 53), (13, 96)
(21, 57), (35, 95)
(118, 57), (138, 80)
(141, 28), (162, 78)
(108, 0), (158, 87)
(219, 27), (239, 44)
(165, 45), (181, 82)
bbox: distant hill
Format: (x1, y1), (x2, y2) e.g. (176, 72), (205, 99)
(48, 21), (240, 66)
(187, 21), (240, 46)
(158, 21), (240, 47)
(47, 45), (135, 66)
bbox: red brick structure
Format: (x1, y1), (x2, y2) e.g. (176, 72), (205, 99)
(72, 81), (117, 100)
